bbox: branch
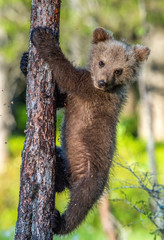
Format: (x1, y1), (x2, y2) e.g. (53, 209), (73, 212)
(111, 159), (164, 233)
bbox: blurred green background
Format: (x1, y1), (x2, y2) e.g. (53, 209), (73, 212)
(0, 0), (164, 239)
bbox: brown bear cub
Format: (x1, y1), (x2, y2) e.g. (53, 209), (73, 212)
(30, 27), (150, 235)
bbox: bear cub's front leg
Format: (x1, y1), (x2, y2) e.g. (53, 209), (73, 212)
(20, 48), (67, 109)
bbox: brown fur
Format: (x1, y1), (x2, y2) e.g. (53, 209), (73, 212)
(31, 27), (150, 235)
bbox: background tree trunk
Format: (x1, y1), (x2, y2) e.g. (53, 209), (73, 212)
(139, 29), (164, 142)
(0, 57), (9, 172)
(99, 195), (118, 240)
(15, 0), (61, 239)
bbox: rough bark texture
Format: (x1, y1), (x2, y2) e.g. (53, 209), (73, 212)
(15, 0), (61, 239)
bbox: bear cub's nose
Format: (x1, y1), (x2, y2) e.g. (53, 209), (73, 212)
(98, 80), (106, 88)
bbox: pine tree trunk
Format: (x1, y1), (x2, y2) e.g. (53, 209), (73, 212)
(15, 0), (61, 239)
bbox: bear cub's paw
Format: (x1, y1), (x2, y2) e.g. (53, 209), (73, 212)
(31, 27), (56, 49)
(51, 208), (63, 234)
(20, 51), (29, 77)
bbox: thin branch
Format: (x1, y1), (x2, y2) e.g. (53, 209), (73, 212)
(111, 159), (164, 236)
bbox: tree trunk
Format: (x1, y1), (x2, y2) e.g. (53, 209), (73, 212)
(138, 70), (157, 184)
(0, 57), (9, 172)
(137, 0), (158, 184)
(15, 0), (61, 239)
(99, 195), (118, 240)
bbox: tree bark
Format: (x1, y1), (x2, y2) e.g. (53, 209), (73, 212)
(15, 0), (61, 239)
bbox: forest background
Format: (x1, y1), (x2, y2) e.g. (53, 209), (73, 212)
(0, 0), (164, 239)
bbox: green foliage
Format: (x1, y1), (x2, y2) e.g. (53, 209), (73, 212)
(0, 156), (21, 232)
(118, 115), (138, 137)
(145, 0), (164, 26)
(109, 118), (164, 239)
(0, 228), (15, 240)
(7, 135), (25, 157)
(12, 103), (27, 134)
(60, 0), (164, 67)
(56, 109), (65, 146)
(0, 0), (30, 62)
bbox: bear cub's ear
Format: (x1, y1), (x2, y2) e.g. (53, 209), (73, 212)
(133, 44), (150, 62)
(92, 27), (113, 44)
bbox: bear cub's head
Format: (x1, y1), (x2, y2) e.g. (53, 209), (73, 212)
(88, 27), (150, 91)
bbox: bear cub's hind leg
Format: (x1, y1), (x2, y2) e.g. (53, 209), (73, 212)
(55, 146), (70, 193)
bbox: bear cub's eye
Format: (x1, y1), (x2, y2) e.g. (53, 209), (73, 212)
(99, 61), (105, 68)
(114, 68), (123, 76)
